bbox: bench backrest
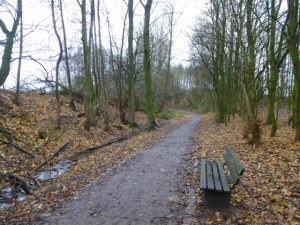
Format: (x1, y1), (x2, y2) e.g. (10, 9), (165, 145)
(223, 147), (245, 185)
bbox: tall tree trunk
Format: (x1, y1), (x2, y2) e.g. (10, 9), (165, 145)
(163, 3), (174, 108)
(140, 0), (156, 131)
(92, 35), (98, 98)
(266, 0), (288, 137)
(117, 11), (127, 123)
(59, 0), (76, 111)
(93, 14), (101, 117)
(128, 0), (136, 126)
(14, 0), (22, 105)
(286, 0), (300, 140)
(227, 18), (234, 122)
(97, 0), (109, 130)
(0, 0), (21, 86)
(77, 0), (96, 131)
(51, 0), (63, 130)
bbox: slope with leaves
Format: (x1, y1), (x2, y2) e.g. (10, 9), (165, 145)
(189, 111), (300, 224)
(0, 89), (191, 224)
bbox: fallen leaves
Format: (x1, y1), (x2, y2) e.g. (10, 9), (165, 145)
(0, 89), (190, 224)
(190, 110), (300, 224)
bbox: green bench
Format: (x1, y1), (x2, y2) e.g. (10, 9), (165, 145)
(200, 147), (245, 208)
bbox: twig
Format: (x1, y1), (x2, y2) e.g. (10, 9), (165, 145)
(0, 126), (36, 148)
(0, 138), (35, 158)
(26, 167), (42, 189)
(31, 139), (70, 173)
(87, 137), (125, 151)
(9, 174), (40, 190)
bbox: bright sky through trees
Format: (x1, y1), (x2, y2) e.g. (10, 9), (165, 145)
(1, 0), (206, 89)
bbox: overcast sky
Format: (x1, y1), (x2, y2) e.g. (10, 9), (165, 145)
(1, 0), (207, 89)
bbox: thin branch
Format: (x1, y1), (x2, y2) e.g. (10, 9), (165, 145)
(31, 139), (70, 173)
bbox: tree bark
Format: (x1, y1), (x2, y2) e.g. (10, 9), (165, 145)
(97, 0), (109, 130)
(51, 0), (63, 131)
(14, 0), (22, 105)
(0, 0), (22, 86)
(286, 0), (300, 140)
(141, 0), (156, 132)
(77, 0), (97, 131)
(128, 0), (136, 126)
(116, 11), (127, 123)
(59, 0), (76, 111)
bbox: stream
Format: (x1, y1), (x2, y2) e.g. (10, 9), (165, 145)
(1, 123), (164, 211)
(0, 160), (74, 210)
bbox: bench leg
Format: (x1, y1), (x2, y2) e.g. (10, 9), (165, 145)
(205, 190), (231, 208)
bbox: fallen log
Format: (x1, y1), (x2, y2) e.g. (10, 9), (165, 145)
(0, 126), (35, 148)
(31, 139), (70, 173)
(0, 138), (35, 158)
(87, 137), (125, 151)
(9, 174), (40, 191)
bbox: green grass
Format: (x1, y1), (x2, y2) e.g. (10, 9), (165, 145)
(156, 110), (185, 120)
(129, 123), (140, 128)
(186, 106), (197, 110)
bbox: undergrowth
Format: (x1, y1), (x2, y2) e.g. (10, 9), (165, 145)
(156, 110), (185, 120)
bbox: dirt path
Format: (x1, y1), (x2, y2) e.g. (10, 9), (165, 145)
(39, 112), (201, 225)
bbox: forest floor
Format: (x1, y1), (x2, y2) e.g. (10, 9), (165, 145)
(186, 109), (300, 224)
(1, 89), (300, 224)
(0, 89), (190, 224)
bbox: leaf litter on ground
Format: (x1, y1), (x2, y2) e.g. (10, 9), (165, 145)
(0, 89), (191, 224)
(187, 109), (300, 224)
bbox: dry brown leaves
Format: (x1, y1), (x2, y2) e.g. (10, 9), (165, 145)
(189, 111), (300, 224)
(0, 90), (190, 224)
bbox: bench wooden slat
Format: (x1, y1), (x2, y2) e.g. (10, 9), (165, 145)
(212, 160), (222, 192)
(217, 160), (231, 193)
(200, 159), (207, 190)
(207, 160), (215, 191)
(223, 153), (240, 185)
(225, 147), (245, 176)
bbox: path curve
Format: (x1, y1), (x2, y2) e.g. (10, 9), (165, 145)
(40, 112), (200, 225)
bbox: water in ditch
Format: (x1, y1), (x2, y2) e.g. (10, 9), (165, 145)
(0, 160), (75, 210)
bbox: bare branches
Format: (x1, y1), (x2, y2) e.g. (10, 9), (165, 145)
(31, 139), (70, 173)
(0, 19), (10, 35)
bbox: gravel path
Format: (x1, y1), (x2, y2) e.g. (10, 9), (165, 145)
(40, 112), (201, 225)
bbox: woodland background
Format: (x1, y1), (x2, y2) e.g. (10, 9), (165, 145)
(0, 0), (300, 223)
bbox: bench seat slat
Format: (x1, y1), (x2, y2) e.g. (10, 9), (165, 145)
(207, 160), (215, 191)
(224, 153), (240, 185)
(212, 160), (222, 192)
(217, 160), (231, 193)
(200, 159), (207, 190)
(226, 147), (245, 176)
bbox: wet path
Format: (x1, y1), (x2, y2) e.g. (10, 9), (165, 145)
(40, 112), (201, 225)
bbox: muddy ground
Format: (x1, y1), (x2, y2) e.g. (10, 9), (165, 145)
(34, 112), (200, 225)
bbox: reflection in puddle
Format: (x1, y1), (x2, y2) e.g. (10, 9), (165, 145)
(33, 160), (75, 180)
(0, 187), (27, 210)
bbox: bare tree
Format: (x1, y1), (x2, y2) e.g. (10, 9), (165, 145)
(0, 0), (22, 86)
(140, 0), (157, 131)
(14, 0), (23, 105)
(59, 0), (76, 111)
(97, 0), (109, 130)
(51, 0), (63, 130)
(77, 0), (97, 131)
(128, 0), (136, 126)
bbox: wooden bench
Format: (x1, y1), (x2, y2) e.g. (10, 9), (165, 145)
(200, 147), (245, 208)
